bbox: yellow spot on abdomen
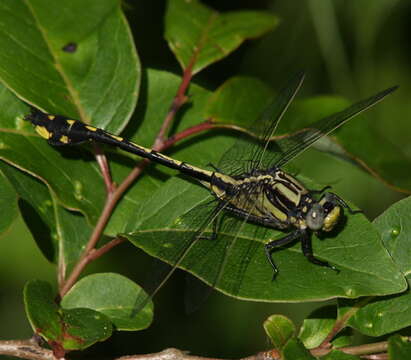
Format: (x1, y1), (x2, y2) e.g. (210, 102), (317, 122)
(67, 120), (75, 125)
(86, 125), (97, 132)
(47, 115), (55, 120)
(60, 135), (69, 144)
(110, 134), (123, 142)
(35, 126), (51, 139)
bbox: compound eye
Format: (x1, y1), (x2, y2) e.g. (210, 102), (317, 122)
(323, 201), (335, 214)
(322, 206), (341, 232)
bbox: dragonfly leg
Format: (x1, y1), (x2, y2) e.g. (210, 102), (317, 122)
(301, 233), (340, 273)
(198, 212), (221, 241)
(310, 185), (332, 195)
(265, 230), (303, 279)
(327, 192), (362, 215)
(206, 162), (221, 172)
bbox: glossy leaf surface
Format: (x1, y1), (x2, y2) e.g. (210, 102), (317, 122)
(165, 0), (278, 74)
(344, 197), (411, 336)
(124, 176), (406, 302)
(24, 280), (112, 351)
(0, 0), (139, 133)
(61, 273), (153, 331)
(264, 314), (295, 349)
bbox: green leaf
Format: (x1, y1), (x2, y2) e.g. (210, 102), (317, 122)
(282, 95), (410, 193)
(0, 160), (98, 276)
(0, 166), (18, 235)
(374, 196), (411, 273)
(0, 162), (56, 261)
(321, 350), (361, 360)
(281, 338), (315, 360)
(264, 315), (295, 349)
(0, 0), (139, 133)
(124, 176), (406, 302)
(207, 76), (409, 193)
(0, 69), (212, 233)
(331, 332), (353, 349)
(61, 273), (153, 331)
(388, 335), (411, 360)
(299, 306), (353, 350)
(343, 197), (411, 336)
(0, 81), (109, 224)
(24, 280), (112, 351)
(205, 76), (274, 128)
(299, 318), (334, 349)
(107, 68), (214, 234)
(165, 0), (278, 75)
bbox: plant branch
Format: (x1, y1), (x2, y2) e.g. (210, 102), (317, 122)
(163, 120), (214, 149)
(115, 348), (279, 360)
(59, 187), (129, 297)
(0, 339), (57, 360)
(92, 143), (116, 194)
(2, 338), (409, 360)
(59, 61), (203, 298)
(318, 297), (373, 348)
(153, 57), (195, 149)
(338, 340), (388, 356)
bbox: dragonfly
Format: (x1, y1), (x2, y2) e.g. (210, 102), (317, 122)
(25, 73), (397, 288)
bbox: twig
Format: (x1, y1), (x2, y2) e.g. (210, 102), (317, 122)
(116, 348), (279, 360)
(0, 339), (57, 360)
(93, 143), (116, 194)
(317, 297), (373, 348)
(153, 56), (196, 149)
(163, 120), (214, 149)
(59, 188), (128, 297)
(88, 237), (127, 261)
(59, 60), (205, 298)
(2, 338), (409, 360)
(339, 341), (388, 356)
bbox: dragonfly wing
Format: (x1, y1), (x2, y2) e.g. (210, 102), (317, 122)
(265, 86), (398, 169)
(217, 72), (305, 176)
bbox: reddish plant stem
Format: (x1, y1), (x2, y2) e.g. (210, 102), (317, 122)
(59, 62), (206, 298)
(89, 237), (127, 261)
(93, 144), (115, 194)
(162, 120), (214, 149)
(153, 58), (195, 149)
(59, 119), (216, 298)
(59, 175), (139, 297)
(318, 297), (373, 349)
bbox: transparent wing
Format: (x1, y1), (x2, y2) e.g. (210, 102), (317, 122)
(217, 72), (305, 176)
(131, 179), (274, 315)
(268, 86), (398, 169)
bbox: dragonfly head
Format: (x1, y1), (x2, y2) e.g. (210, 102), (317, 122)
(306, 193), (341, 232)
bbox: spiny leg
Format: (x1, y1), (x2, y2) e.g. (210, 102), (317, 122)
(331, 193), (362, 214)
(198, 207), (223, 241)
(301, 233), (340, 273)
(310, 185), (332, 195)
(265, 230), (303, 280)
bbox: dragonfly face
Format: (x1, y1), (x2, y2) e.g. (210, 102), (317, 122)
(304, 193), (341, 232)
